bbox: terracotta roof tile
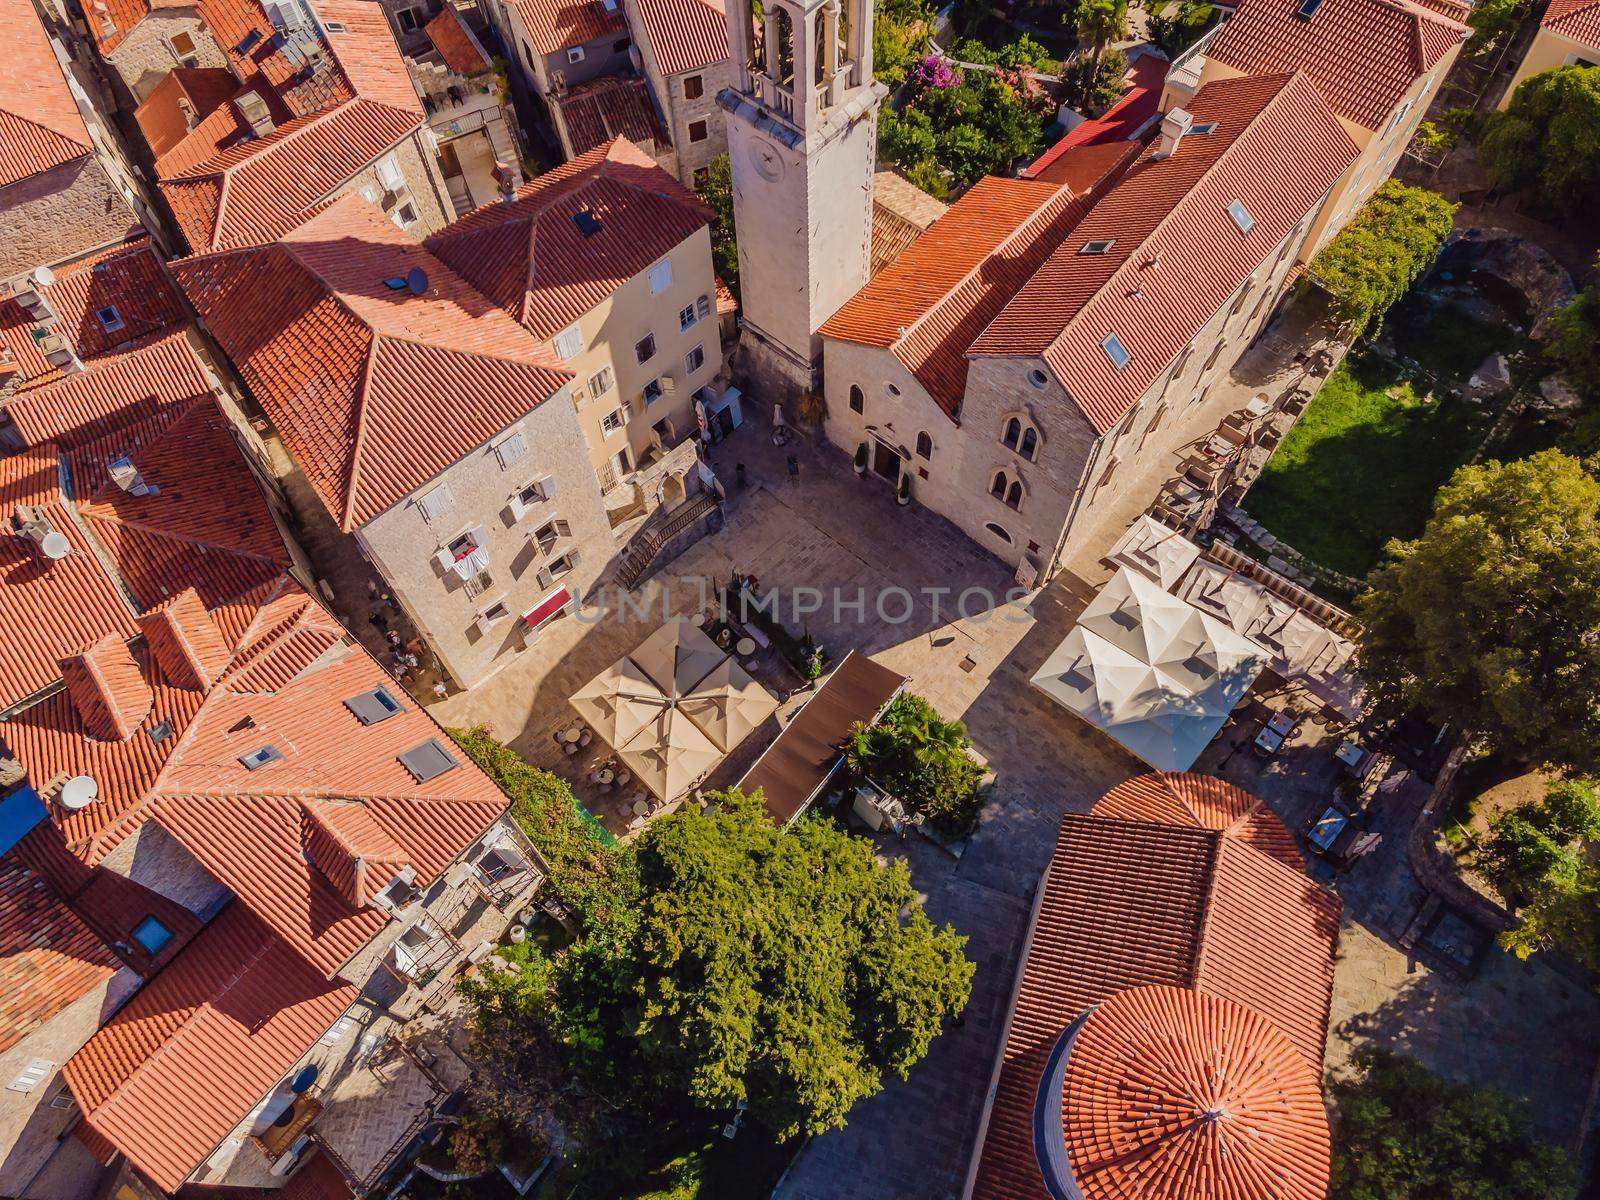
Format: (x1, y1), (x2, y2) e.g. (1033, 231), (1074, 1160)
(0, 0), (92, 188)
(0, 855), (118, 1054)
(1094, 771), (1303, 868)
(177, 195), (574, 529)
(970, 73), (1358, 434)
(969, 782), (1340, 1200)
(301, 797), (411, 905)
(134, 68), (241, 161)
(555, 75), (669, 156)
(63, 902), (358, 1195)
(138, 588), (233, 689)
(510, 0), (624, 55)
(633, 0), (728, 77)
(1206, 0), (1467, 130)
(313, 0), (429, 111)
(1542, 0), (1600, 44)
(60, 632), (155, 742)
(428, 138), (711, 340)
(1052, 986), (1331, 1200)
(425, 6), (491, 74)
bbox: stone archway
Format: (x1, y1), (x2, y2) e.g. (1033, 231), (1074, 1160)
(662, 470), (688, 511)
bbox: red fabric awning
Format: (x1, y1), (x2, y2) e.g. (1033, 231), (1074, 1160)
(524, 585), (573, 629)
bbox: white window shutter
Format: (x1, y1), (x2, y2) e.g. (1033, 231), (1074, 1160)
(469, 523), (487, 544)
(554, 518), (571, 538)
(434, 547), (455, 572)
(554, 324), (584, 361)
(419, 484), (453, 520)
(649, 260), (672, 295)
(507, 493), (527, 522)
(536, 473), (557, 500)
(496, 432), (527, 468)
(566, 548), (580, 568)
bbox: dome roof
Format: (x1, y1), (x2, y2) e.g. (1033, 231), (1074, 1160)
(1039, 985), (1331, 1200)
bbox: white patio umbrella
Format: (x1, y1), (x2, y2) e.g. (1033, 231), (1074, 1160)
(569, 657), (666, 750)
(677, 657), (779, 752)
(629, 617), (726, 699)
(617, 703), (723, 801)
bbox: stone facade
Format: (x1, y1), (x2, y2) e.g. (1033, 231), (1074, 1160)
(718, 0), (883, 402)
(104, 10), (227, 102)
(0, 159), (144, 278)
(821, 209), (1321, 582)
(325, 130), (455, 240)
(355, 388), (613, 688)
(620, 0), (733, 187)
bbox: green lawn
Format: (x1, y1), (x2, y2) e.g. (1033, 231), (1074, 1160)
(1247, 353), (1499, 579)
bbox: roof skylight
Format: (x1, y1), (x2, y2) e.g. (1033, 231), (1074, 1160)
(1102, 334), (1132, 369)
(1080, 239), (1115, 255)
(1226, 200), (1255, 234)
(1190, 121), (1220, 135)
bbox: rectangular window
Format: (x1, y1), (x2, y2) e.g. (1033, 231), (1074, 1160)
(1226, 200), (1255, 234)
(688, 119), (708, 143)
(96, 305), (125, 333)
(602, 408), (626, 434)
(495, 431), (527, 468)
(396, 6), (420, 31)
(398, 738), (458, 782)
(1101, 333), (1131, 369)
(132, 915), (173, 956)
(168, 30), (199, 64)
(239, 744), (283, 771)
(685, 345), (704, 374)
(546, 552), (576, 579)
(1079, 239), (1115, 255)
(643, 378), (663, 404)
(648, 260), (672, 295)
(479, 601), (510, 626)
(588, 366), (614, 396)
(679, 303), (697, 331)
(534, 516), (571, 551)
(635, 332), (656, 363)
(396, 202), (418, 227)
(511, 475), (556, 517)
(683, 74), (703, 99)
(418, 484), (453, 520)
(553, 323), (584, 360)
(345, 686), (403, 724)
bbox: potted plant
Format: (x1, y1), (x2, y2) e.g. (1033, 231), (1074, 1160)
(854, 443), (868, 475)
(897, 472), (911, 506)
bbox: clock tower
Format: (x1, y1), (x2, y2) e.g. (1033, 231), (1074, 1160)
(716, 0), (885, 401)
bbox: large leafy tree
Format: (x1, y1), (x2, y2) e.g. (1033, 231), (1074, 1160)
(1072, 0), (1128, 107)
(1306, 181), (1457, 335)
(694, 154), (739, 295)
(1330, 1050), (1577, 1200)
(1545, 256), (1600, 401)
(880, 66), (1049, 194)
(1479, 64), (1600, 216)
(1356, 451), (1600, 773)
(1479, 777), (1600, 967)
(552, 791), (972, 1139)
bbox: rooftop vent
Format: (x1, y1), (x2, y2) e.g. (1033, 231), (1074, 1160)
(59, 775), (99, 810)
(108, 455), (157, 497)
(11, 505), (72, 561)
(34, 331), (82, 375)
(399, 738), (458, 782)
(234, 28), (262, 54)
(1154, 108), (1194, 159)
(573, 209), (603, 237)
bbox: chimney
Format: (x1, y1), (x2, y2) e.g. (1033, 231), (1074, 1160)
(177, 95), (197, 129)
(1155, 108), (1194, 159)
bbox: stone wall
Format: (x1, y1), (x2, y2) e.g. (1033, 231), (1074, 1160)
(326, 129), (454, 239)
(105, 11), (228, 102)
(0, 158), (142, 277)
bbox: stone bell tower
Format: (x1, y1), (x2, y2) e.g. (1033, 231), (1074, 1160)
(716, 0), (885, 401)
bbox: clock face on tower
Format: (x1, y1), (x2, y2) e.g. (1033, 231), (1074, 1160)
(749, 140), (785, 182)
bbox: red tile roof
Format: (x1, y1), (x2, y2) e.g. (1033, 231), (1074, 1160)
(510, 0), (624, 55)
(428, 138), (710, 340)
(1094, 770), (1302, 868)
(968, 782), (1340, 1200)
(555, 75), (669, 156)
(134, 68), (241, 161)
(1206, 0), (1467, 130)
(0, 0), (92, 189)
(139, 589), (233, 690)
(0, 240), (188, 394)
(176, 195), (573, 529)
(60, 632), (155, 742)
(821, 144), (1138, 419)
(0, 856), (119, 1054)
(425, 5), (491, 74)
(63, 902), (359, 1195)
(1026, 52), (1166, 165)
(633, 0), (728, 77)
(970, 73), (1358, 434)
(301, 797), (412, 906)
(1052, 986), (1331, 1200)
(1542, 0), (1600, 45)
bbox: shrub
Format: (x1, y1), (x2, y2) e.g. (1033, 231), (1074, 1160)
(1479, 65), (1600, 217)
(1305, 180), (1456, 336)
(846, 693), (986, 837)
(1060, 47), (1128, 116)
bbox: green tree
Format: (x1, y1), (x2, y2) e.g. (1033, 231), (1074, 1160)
(1546, 257), (1600, 400)
(694, 154), (739, 294)
(1060, 45), (1128, 115)
(1330, 1050), (1577, 1200)
(885, 69), (1049, 190)
(552, 791), (973, 1139)
(1355, 451), (1600, 774)
(1072, 0), (1128, 111)
(1147, 0), (1214, 56)
(846, 693), (986, 836)
(1479, 65), (1600, 216)
(1464, 0), (1522, 53)
(873, 0), (935, 88)
(1479, 777), (1600, 967)
(1306, 180), (1457, 335)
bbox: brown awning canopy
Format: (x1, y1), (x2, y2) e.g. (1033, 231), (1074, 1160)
(737, 651), (907, 827)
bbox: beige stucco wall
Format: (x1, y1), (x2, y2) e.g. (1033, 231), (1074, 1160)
(0, 158), (143, 277)
(105, 11), (228, 102)
(1501, 27), (1600, 107)
(548, 225), (720, 484)
(354, 388), (614, 687)
(0, 969), (142, 1200)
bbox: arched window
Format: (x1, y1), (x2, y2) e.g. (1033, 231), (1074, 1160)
(1019, 427), (1037, 461)
(746, 0), (766, 71)
(991, 471), (1006, 499)
(984, 522), (1012, 544)
(916, 431), (932, 459)
(774, 7), (794, 84)
(1005, 480), (1022, 510)
(849, 384), (864, 414)
(1002, 418), (1020, 450)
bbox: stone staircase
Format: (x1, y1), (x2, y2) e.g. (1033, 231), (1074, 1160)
(616, 494), (720, 590)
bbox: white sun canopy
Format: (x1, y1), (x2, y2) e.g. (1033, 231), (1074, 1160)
(1031, 567), (1264, 772)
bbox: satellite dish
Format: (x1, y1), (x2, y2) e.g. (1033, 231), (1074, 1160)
(31, 265), (55, 289)
(406, 266), (428, 296)
(60, 775), (99, 810)
(40, 531), (71, 560)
